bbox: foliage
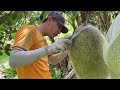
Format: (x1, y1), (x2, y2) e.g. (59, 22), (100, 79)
(49, 65), (61, 79)
(0, 54), (8, 63)
(86, 11), (120, 35)
(0, 61), (17, 79)
(3, 68), (17, 79)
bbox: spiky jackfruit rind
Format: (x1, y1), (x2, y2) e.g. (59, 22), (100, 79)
(68, 26), (109, 79)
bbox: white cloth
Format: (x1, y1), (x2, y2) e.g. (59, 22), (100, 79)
(106, 14), (120, 47)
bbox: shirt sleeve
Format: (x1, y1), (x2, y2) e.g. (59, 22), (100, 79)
(13, 26), (35, 51)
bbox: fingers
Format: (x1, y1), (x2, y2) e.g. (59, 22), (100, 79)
(56, 42), (67, 52)
(56, 44), (64, 51)
(62, 35), (72, 39)
(48, 38), (72, 55)
(61, 39), (72, 45)
(62, 43), (68, 51)
(57, 50), (68, 60)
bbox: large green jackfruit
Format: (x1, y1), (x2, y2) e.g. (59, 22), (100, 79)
(68, 24), (109, 79)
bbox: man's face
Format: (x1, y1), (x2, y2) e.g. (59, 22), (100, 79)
(47, 17), (63, 37)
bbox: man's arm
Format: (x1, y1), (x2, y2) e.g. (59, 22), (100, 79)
(9, 46), (48, 68)
(48, 50), (68, 65)
(9, 39), (72, 68)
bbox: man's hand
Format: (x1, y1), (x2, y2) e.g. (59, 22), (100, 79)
(46, 39), (72, 55)
(48, 50), (68, 65)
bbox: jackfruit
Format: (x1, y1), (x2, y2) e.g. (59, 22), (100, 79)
(68, 24), (109, 79)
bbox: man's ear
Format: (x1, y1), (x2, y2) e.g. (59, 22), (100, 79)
(48, 16), (53, 21)
(46, 17), (52, 25)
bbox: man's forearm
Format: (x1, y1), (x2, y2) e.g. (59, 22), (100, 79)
(9, 46), (48, 68)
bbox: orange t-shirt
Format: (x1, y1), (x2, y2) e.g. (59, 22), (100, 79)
(13, 25), (51, 79)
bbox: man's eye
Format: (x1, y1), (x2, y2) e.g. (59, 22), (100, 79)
(58, 25), (62, 30)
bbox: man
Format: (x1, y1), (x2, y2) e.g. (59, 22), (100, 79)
(9, 11), (72, 79)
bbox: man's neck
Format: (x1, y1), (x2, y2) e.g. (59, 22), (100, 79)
(36, 24), (46, 36)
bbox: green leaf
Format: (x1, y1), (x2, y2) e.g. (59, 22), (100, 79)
(12, 11), (19, 20)
(0, 51), (3, 55)
(11, 28), (17, 33)
(11, 32), (16, 37)
(9, 36), (12, 40)
(43, 11), (49, 19)
(5, 51), (10, 56)
(0, 47), (3, 50)
(39, 11), (45, 21)
(73, 11), (77, 16)
(0, 36), (4, 40)
(5, 44), (11, 51)
(28, 18), (36, 24)
(0, 41), (4, 45)
(8, 18), (14, 26)
(38, 11), (49, 22)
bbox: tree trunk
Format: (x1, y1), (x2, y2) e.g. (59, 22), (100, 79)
(103, 11), (110, 31)
(80, 11), (86, 23)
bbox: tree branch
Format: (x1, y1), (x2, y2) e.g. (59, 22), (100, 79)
(64, 69), (75, 79)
